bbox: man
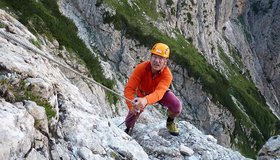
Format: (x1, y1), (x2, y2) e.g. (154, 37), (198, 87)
(124, 42), (182, 136)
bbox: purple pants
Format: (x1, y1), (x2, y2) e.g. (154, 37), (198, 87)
(125, 90), (182, 128)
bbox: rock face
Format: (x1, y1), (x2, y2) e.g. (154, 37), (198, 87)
(56, 0), (280, 153)
(246, 0), (280, 115)
(57, 0), (238, 148)
(113, 118), (248, 160)
(0, 100), (49, 159)
(257, 135), (280, 160)
(0, 9), (250, 159)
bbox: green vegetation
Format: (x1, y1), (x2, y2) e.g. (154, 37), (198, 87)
(251, 0), (274, 15)
(228, 45), (243, 68)
(186, 12), (193, 25)
(106, 0), (160, 21)
(190, 0), (195, 6)
(0, 0), (118, 104)
(269, 0), (274, 9)
(166, 0), (174, 6)
(237, 15), (252, 43)
(0, 21), (5, 28)
(218, 45), (280, 157)
(30, 38), (41, 49)
(0, 1), (7, 8)
(0, 80), (56, 120)
(251, 2), (260, 14)
(103, 0), (280, 157)
(171, 7), (176, 16)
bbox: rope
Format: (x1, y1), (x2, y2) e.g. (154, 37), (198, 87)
(0, 30), (132, 103)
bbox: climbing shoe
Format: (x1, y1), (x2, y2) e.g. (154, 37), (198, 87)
(166, 121), (179, 136)
(124, 128), (132, 135)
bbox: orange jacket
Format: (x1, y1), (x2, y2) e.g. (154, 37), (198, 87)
(124, 61), (172, 110)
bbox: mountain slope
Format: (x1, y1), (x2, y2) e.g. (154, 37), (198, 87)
(57, 0), (280, 157)
(0, 9), (251, 159)
(0, 0), (280, 158)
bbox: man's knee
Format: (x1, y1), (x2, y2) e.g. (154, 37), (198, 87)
(160, 91), (182, 115)
(167, 100), (182, 119)
(172, 98), (182, 113)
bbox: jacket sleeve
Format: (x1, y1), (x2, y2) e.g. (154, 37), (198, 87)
(145, 68), (172, 104)
(124, 63), (145, 110)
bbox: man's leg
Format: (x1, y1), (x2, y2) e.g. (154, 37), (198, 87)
(159, 90), (182, 118)
(125, 111), (141, 134)
(159, 90), (182, 136)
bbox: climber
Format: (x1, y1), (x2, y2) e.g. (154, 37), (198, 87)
(124, 42), (182, 136)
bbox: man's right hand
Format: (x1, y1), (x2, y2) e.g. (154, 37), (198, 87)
(130, 98), (142, 115)
(132, 97), (147, 111)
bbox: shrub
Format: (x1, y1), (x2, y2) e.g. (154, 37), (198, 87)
(0, 79), (56, 120)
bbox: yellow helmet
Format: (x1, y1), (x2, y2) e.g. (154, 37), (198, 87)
(150, 43), (170, 58)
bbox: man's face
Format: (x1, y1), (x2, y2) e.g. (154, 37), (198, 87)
(150, 54), (167, 72)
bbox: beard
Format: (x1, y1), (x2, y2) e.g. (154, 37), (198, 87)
(151, 62), (164, 71)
